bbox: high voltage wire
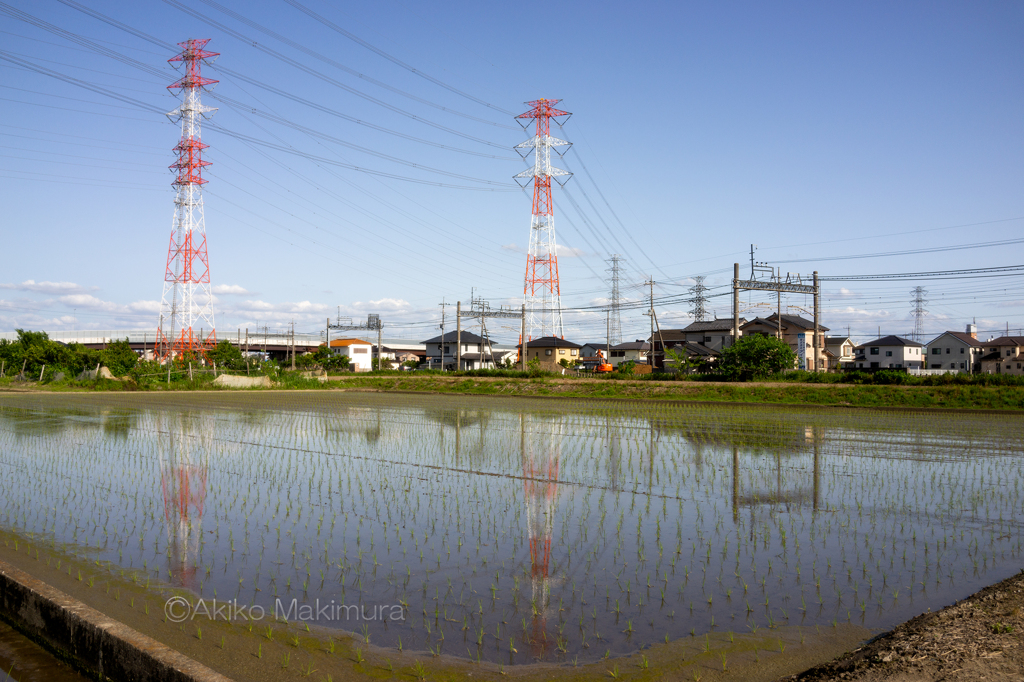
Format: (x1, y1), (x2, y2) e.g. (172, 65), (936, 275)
(277, 0), (516, 118)
(821, 265), (1024, 281)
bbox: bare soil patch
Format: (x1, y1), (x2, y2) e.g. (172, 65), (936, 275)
(779, 569), (1024, 682)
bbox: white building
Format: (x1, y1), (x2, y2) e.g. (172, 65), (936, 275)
(328, 338), (373, 371)
(924, 325), (985, 373)
(609, 340), (650, 368)
(853, 335), (924, 370)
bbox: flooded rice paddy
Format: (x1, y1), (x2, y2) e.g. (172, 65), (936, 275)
(0, 393), (1022, 666)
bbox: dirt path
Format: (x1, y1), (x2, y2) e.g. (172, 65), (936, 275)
(779, 569), (1024, 681)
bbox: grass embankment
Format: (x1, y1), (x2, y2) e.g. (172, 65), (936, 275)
(324, 375), (1024, 410)
(3, 371), (1023, 410)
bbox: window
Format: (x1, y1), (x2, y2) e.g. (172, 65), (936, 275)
(960, 348), (964, 354)
(960, 362), (965, 369)
(945, 348), (950, 354)
(571, 349), (578, 356)
(870, 347), (879, 355)
(1007, 350), (1013, 357)
(931, 348), (941, 355)
(950, 363), (956, 369)
(353, 347), (368, 354)
(559, 349), (566, 355)
(704, 336), (712, 343)
(545, 349), (552, 356)
(885, 351), (892, 357)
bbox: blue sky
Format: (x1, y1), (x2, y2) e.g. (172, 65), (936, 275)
(2, 0), (1023, 343)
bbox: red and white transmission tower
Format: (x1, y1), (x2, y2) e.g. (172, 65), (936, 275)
(158, 39), (218, 359)
(514, 99), (572, 339)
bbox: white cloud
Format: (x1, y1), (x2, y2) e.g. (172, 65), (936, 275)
(212, 284), (253, 295)
(0, 280), (92, 294)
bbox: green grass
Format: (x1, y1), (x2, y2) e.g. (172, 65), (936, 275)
(5, 370), (1023, 410)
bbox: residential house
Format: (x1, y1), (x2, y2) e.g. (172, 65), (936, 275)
(649, 318), (746, 370)
(740, 314), (829, 370)
(979, 336), (1024, 375)
(328, 338), (373, 371)
(852, 336), (924, 370)
(578, 342), (610, 371)
(421, 331), (495, 370)
(609, 340), (650, 369)
(924, 325), (985, 373)
(663, 341), (720, 372)
(518, 336), (582, 371)
(824, 336), (856, 370)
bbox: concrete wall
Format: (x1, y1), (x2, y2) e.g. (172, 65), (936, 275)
(0, 559), (230, 682)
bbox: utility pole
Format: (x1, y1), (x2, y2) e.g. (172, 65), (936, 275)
(439, 299), (446, 371)
(732, 263), (740, 348)
(648, 279), (655, 368)
(291, 321), (295, 370)
(813, 271), (820, 372)
(520, 304), (527, 371)
(456, 301), (462, 372)
(606, 309), (611, 363)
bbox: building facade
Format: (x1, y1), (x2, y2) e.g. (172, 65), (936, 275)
(924, 327), (985, 373)
(518, 336), (582, 371)
(328, 338), (373, 371)
(979, 336), (1024, 375)
(608, 340), (650, 368)
(852, 336), (924, 370)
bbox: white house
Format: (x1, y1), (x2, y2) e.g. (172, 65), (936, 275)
(608, 340), (650, 368)
(853, 335), (924, 370)
(329, 338), (373, 371)
(924, 325), (985, 373)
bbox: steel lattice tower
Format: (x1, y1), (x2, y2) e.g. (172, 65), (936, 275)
(689, 275), (709, 322)
(910, 286), (928, 342)
(158, 39), (218, 359)
(514, 99), (572, 339)
(606, 255), (623, 345)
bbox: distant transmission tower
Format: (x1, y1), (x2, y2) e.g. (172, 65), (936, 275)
(158, 39), (218, 359)
(606, 255), (623, 345)
(689, 275), (709, 322)
(910, 286), (928, 342)
(514, 99), (572, 339)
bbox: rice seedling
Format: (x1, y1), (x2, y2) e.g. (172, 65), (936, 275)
(1, 394), (1022, 668)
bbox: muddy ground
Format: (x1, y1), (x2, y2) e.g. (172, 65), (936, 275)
(779, 568), (1024, 682)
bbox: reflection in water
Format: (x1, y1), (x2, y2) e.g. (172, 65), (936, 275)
(160, 414), (208, 589)
(521, 413), (560, 657)
(2, 394), (1024, 667)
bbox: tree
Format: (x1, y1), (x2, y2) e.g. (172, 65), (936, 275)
(717, 334), (796, 381)
(209, 339), (243, 368)
(101, 338), (138, 376)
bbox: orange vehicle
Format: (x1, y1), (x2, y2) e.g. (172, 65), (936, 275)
(581, 350), (613, 373)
